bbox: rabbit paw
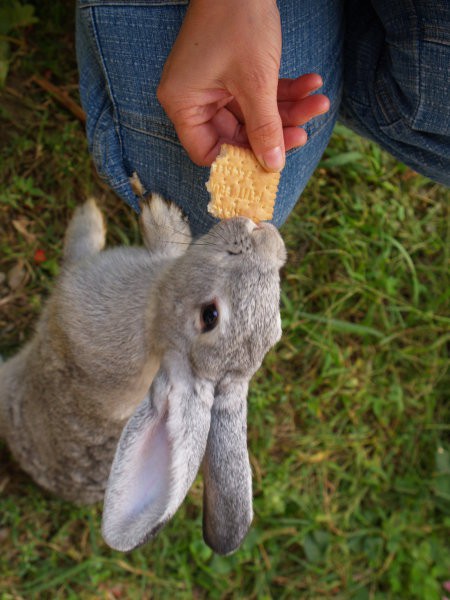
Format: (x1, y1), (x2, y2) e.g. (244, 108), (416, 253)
(63, 198), (106, 264)
(140, 194), (192, 257)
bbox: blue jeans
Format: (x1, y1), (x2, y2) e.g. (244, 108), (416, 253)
(76, 0), (450, 236)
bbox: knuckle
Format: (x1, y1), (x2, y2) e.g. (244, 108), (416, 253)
(247, 119), (281, 146)
(247, 68), (272, 92)
(156, 82), (170, 109)
(236, 68), (273, 96)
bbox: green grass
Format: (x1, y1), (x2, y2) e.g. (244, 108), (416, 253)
(1, 2), (449, 598)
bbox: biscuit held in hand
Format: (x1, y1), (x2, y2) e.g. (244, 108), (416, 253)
(206, 144), (281, 222)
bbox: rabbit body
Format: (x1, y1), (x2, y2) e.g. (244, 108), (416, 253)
(0, 201), (170, 503)
(0, 195), (286, 554)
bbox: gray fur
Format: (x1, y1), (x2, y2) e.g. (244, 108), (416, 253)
(202, 377), (252, 555)
(0, 195), (286, 553)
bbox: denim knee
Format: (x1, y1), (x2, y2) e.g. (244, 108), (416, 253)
(341, 0), (450, 185)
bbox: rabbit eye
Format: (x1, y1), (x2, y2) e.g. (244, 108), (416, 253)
(200, 302), (219, 332)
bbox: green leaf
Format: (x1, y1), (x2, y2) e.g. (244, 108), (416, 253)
(0, 38), (10, 87)
(434, 446), (450, 500)
(0, 57), (9, 87)
(352, 588), (370, 600)
(302, 530), (330, 564)
(0, 1), (38, 86)
(0, 1), (38, 35)
(210, 555), (233, 575)
(296, 310), (384, 338)
(320, 151), (364, 168)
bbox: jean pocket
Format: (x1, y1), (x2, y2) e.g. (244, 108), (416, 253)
(374, 8), (450, 137)
(91, 104), (130, 186)
(412, 35), (450, 136)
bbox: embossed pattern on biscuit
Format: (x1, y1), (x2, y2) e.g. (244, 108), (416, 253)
(206, 144), (280, 222)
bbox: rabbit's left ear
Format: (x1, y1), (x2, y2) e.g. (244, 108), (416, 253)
(102, 363), (214, 552)
(202, 379), (253, 555)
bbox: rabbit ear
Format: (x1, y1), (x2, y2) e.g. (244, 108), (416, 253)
(202, 379), (253, 555)
(102, 363), (214, 552)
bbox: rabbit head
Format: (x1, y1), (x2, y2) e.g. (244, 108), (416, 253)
(103, 207), (286, 555)
(152, 217), (286, 380)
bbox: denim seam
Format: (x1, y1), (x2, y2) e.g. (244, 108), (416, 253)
(121, 121), (182, 147)
(90, 7), (128, 178)
(92, 103), (117, 178)
(120, 112), (175, 131)
(422, 36), (450, 47)
(373, 64), (398, 125)
(413, 2), (423, 126)
(122, 107), (340, 160)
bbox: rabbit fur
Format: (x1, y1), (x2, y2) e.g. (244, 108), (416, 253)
(0, 195), (286, 555)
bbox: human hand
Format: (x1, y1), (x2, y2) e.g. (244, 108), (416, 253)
(157, 0), (330, 172)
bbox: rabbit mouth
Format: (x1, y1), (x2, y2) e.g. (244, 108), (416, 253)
(209, 217), (284, 257)
(249, 222), (287, 268)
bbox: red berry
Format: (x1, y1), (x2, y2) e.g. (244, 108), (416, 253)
(34, 249), (47, 264)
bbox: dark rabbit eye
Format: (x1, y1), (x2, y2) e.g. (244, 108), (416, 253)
(201, 302), (219, 332)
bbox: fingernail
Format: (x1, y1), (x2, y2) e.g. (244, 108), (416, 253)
(262, 146), (285, 172)
(314, 75), (323, 89)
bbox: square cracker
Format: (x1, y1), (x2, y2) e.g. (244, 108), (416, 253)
(206, 144), (280, 222)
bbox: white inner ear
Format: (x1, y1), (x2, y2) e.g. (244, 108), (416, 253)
(109, 389), (172, 533)
(129, 412), (171, 519)
(103, 371), (214, 552)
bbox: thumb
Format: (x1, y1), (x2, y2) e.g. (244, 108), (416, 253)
(238, 81), (285, 172)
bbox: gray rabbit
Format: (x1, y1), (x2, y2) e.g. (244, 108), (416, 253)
(0, 194), (286, 555)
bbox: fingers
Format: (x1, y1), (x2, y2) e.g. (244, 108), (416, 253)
(210, 106), (246, 144)
(279, 94), (330, 126)
(284, 127), (307, 151)
(157, 89), (234, 166)
(227, 73), (326, 122)
(225, 73), (329, 151)
(235, 76), (285, 172)
(176, 88), (330, 166)
(277, 73), (324, 101)
(168, 114), (221, 167)
(159, 71), (330, 168)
